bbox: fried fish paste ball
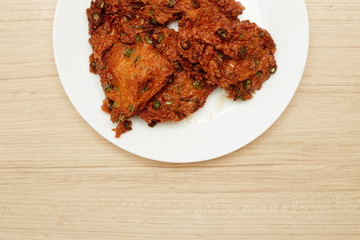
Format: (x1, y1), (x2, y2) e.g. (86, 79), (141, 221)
(98, 38), (173, 136)
(178, 7), (277, 101)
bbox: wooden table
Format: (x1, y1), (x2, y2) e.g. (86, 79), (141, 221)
(1, 1), (359, 239)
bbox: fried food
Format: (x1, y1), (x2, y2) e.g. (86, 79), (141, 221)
(139, 65), (216, 124)
(139, 28), (216, 124)
(178, 7), (277, 101)
(87, 3), (173, 137)
(87, 0), (277, 138)
(212, 20), (277, 100)
(138, 0), (244, 23)
(101, 39), (172, 109)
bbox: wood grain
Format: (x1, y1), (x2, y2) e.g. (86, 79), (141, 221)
(0, 0), (359, 239)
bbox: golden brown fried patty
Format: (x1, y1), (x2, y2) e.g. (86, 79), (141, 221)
(178, 6), (277, 101)
(139, 60), (216, 124)
(87, 0), (276, 137)
(139, 28), (216, 124)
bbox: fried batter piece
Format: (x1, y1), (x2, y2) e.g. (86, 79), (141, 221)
(139, 28), (216, 124)
(139, 67), (216, 124)
(100, 38), (173, 116)
(178, 7), (277, 101)
(87, 0), (277, 138)
(90, 0), (244, 28)
(101, 39), (173, 136)
(212, 21), (277, 100)
(137, 0), (244, 24)
(88, 2), (173, 137)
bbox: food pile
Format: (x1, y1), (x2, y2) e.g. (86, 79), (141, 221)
(87, 0), (277, 137)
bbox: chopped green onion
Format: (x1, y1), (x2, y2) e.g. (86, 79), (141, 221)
(239, 46), (247, 59)
(153, 99), (160, 110)
(192, 81), (202, 89)
(190, 0), (200, 8)
(109, 100), (115, 109)
(118, 114), (126, 122)
(167, 0), (175, 8)
(238, 95), (245, 101)
(132, 25), (145, 29)
(256, 71), (262, 77)
(104, 84), (112, 92)
(134, 56), (141, 64)
(157, 33), (164, 44)
(259, 31), (263, 38)
(124, 121), (131, 130)
(217, 51), (224, 59)
(135, 34), (142, 42)
(165, 100), (173, 105)
(174, 61), (182, 72)
(269, 66), (277, 74)
(216, 28), (228, 40)
(124, 47), (134, 58)
(243, 80), (251, 89)
(144, 34), (153, 44)
(150, 17), (157, 25)
(97, 62), (107, 70)
(149, 7), (154, 15)
(253, 59), (259, 66)
(143, 82), (149, 92)
(129, 105), (134, 112)
(93, 12), (101, 22)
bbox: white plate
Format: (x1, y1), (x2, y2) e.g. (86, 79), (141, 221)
(53, 0), (309, 163)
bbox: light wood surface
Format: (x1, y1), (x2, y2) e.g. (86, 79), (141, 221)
(1, 0), (360, 239)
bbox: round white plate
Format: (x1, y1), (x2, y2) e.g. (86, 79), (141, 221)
(53, 0), (309, 163)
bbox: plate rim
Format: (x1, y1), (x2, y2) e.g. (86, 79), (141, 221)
(53, 0), (310, 163)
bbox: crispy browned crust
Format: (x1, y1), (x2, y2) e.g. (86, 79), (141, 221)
(139, 28), (216, 124)
(178, 7), (277, 101)
(139, 61), (216, 124)
(87, 0), (276, 138)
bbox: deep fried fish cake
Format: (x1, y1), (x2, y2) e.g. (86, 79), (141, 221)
(178, 7), (277, 101)
(87, 0), (277, 138)
(97, 37), (173, 136)
(212, 20), (277, 100)
(91, 0), (244, 28)
(139, 62), (216, 124)
(139, 28), (216, 124)
(87, 14), (122, 60)
(137, 0), (244, 24)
